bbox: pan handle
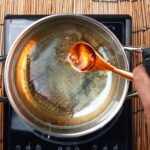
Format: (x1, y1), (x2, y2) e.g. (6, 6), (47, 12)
(0, 55), (7, 103)
(0, 96), (8, 103)
(0, 55), (7, 62)
(126, 91), (138, 100)
(124, 46), (150, 75)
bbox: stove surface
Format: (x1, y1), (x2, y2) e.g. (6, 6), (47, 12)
(4, 15), (132, 150)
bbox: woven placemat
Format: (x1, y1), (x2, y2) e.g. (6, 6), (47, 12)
(0, 0), (150, 150)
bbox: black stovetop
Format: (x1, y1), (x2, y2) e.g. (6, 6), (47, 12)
(3, 15), (132, 150)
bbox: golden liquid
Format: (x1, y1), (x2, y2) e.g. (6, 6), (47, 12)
(15, 22), (119, 126)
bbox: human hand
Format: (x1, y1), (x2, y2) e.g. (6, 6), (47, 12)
(133, 64), (150, 130)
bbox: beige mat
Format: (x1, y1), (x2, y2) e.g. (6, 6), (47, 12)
(0, 0), (150, 149)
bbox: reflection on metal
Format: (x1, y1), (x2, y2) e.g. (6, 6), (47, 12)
(126, 91), (138, 100)
(98, 47), (109, 61)
(124, 46), (143, 53)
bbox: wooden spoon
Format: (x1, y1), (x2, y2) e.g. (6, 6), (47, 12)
(68, 41), (133, 81)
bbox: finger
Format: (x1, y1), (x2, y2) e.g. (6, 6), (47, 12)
(133, 64), (150, 95)
(133, 64), (150, 116)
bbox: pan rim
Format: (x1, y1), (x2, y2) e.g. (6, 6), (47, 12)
(4, 14), (129, 138)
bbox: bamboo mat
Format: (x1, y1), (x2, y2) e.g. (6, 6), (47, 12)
(0, 0), (150, 150)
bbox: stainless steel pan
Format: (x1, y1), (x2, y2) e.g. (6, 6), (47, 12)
(1, 14), (134, 137)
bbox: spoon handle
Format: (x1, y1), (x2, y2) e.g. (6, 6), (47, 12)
(113, 68), (133, 81)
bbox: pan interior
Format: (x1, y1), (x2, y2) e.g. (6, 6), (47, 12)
(14, 19), (120, 127)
